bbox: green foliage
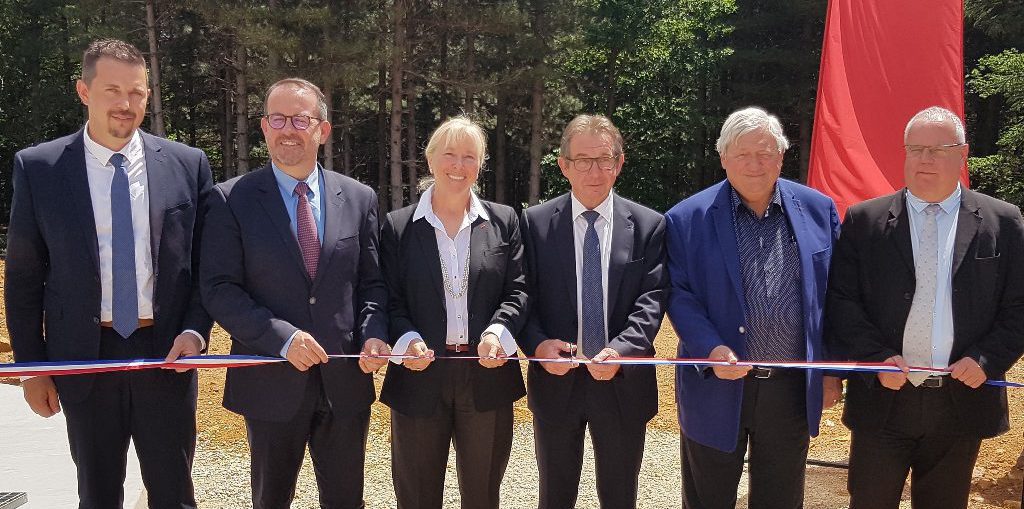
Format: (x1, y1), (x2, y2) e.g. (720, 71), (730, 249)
(969, 154), (1024, 209)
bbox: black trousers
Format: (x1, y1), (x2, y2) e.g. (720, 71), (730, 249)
(245, 368), (370, 509)
(534, 368), (648, 509)
(61, 326), (198, 509)
(681, 370), (809, 509)
(848, 382), (981, 509)
(390, 353), (514, 509)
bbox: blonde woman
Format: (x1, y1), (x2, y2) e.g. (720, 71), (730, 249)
(379, 116), (527, 509)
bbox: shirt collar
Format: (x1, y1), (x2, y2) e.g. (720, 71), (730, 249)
(82, 122), (144, 168)
(906, 184), (961, 215)
(271, 162), (321, 199)
(570, 190), (614, 223)
(729, 182), (783, 218)
(412, 185), (490, 224)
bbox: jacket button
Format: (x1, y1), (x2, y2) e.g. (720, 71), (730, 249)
(309, 297), (316, 305)
(738, 326), (746, 334)
(93, 316), (100, 324)
(903, 292), (912, 300)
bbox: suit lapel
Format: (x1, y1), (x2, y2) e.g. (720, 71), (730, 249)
(710, 183), (746, 312)
(60, 131), (100, 276)
(607, 196), (634, 317)
(885, 190), (916, 276)
(467, 210), (491, 306)
(951, 189), (982, 277)
(256, 166), (310, 285)
(413, 215), (447, 307)
(780, 182), (815, 352)
(143, 133), (175, 287)
(311, 171), (349, 293)
(551, 195), (578, 314)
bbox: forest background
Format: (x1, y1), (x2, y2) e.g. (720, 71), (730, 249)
(1, 0), (1022, 219)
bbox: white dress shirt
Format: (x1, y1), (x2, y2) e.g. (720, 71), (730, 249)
(905, 185), (961, 369)
(390, 186), (517, 364)
(570, 191), (614, 352)
(83, 124), (203, 348)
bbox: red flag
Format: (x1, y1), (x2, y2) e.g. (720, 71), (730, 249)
(807, 0), (967, 217)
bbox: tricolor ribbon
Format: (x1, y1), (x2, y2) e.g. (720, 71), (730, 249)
(0, 354), (1020, 388)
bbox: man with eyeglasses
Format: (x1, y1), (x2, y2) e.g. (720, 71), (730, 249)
(200, 77), (389, 508)
(664, 107), (841, 508)
(520, 114), (668, 508)
(827, 106), (1024, 508)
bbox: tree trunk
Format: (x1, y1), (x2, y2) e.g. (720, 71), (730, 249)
(604, 46), (620, 118)
(222, 65), (234, 179)
(267, 0), (279, 73)
(464, 33), (475, 114)
(406, 81), (418, 203)
(377, 62), (389, 211)
(145, 0), (165, 137)
(494, 90), (508, 204)
(324, 78), (335, 172)
(798, 110), (811, 183)
(528, 76), (544, 205)
(389, 0), (406, 211)
(234, 43), (249, 175)
(341, 89), (352, 176)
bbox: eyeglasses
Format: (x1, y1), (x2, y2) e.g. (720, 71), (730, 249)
(564, 155), (620, 173)
(265, 114), (322, 130)
(904, 143), (966, 159)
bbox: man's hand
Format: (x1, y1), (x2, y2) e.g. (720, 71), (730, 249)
(359, 338), (391, 374)
(586, 347), (621, 381)
(403, 340), (434, 371)
(478, 333), (508, 369)
(23, 376), (60, 417)
(286, 331), (329, 371)
(949, 357), (987, 389)
(878, 355), (908, 390)
(535, 339), (577, 376)
(163, 332), (204, 373)
(823, 376), (843, 409)
(709, 345), (751, 380)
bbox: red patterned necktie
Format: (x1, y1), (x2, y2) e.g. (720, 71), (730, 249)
(293, 181), (320, 278)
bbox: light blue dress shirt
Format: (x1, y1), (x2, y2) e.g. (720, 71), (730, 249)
(271, 162), (325, 245)
(905, 184), (961, 368)
(272, 163), (326, 358)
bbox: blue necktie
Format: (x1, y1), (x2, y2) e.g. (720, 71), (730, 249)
(581, 210), (606, 358)
(109, 153), (139, 339)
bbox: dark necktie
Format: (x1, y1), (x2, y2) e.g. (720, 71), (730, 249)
(109, 153), (139, 339)
(294, 181), (320, 279)
(581, 210), (606, 358)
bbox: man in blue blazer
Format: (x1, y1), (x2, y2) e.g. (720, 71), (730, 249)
(5, 39), (213, 508)
(200, 78), (389, 509)
(665, 107), (841, 508)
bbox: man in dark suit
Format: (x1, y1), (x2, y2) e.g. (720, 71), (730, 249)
(5, 39), (213, 508)
(200, 78), (389, 509)
(665, 107), (842, 509)
(521, 114), (668, 509)
(827, 106), (1024, 509)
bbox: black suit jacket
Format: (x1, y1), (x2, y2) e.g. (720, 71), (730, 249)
(521, 193), (668, 425)
(826, 188), (1024, 438)
(5, 129), (214, 403)
(378, 199), (528, 417)
(200, 165), (388, 422)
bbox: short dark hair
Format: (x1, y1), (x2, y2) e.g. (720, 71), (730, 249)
(264, 78), (329, 120)
(82, 39), (146, 85)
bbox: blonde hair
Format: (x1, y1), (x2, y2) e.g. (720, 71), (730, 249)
(425, 116), (488, 165)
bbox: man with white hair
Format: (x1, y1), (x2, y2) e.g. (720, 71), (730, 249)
(665, 107), (842, 508)
(826, 106), (1024, 508)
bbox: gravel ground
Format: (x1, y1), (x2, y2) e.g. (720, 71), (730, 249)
(192, 410), (865, 509)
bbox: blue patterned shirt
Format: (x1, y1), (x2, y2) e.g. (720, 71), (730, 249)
(731, 184), (805, 361)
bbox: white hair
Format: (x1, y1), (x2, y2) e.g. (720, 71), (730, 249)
(904, 106), (966, 144)
(716, 107), (790, 155)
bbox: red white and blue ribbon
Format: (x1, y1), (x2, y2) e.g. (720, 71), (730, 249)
(1, 354), (1020, 388)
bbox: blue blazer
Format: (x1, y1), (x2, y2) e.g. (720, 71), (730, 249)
(5, 129), (214, 403)
(664, 178), (840, 452)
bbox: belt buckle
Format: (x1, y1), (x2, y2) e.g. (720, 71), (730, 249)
(751, 367), (773, 379)
(921, 376), (944, 388)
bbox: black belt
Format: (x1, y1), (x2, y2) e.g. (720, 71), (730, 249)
(745, 366), (803, 379)
(919, 375), (948, 388)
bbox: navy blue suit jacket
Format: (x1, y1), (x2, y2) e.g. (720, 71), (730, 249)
(5, 129), (214, 403)
(664, 178), (840, 452)
(200, 165), (388, 422)
(521, 193), (668, 425)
